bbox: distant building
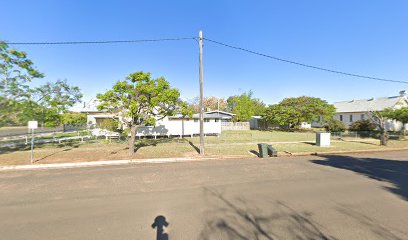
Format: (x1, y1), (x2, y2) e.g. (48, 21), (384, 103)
(332, 90), (408, 131)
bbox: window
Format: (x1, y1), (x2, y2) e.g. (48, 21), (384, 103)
(204, 119), (210, 122)
(349, 115), (353, 122)
(215, 119), (219, 122)
(194, 119), (198, 122)
(339, 115), (343, 121)
(361, 114), (365, 120)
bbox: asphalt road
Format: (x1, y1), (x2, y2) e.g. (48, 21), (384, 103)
(1, 151), (408, 240)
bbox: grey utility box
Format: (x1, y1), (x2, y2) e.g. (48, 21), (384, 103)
(316, 132), (331, 147)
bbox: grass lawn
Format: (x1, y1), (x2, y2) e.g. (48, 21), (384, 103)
(1, 130), (407, 166)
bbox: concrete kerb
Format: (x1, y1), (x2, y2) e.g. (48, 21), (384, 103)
(1, 147), (408, 171)
(0, 157), (220, 171)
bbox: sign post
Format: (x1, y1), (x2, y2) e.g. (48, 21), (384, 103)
(28, 121), (38, 164)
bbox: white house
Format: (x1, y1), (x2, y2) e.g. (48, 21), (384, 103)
(80, 98), (236, 137)
(331, 90), (408, 131)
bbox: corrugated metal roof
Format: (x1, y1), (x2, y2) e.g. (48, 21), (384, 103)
(334, 96), (406, 113)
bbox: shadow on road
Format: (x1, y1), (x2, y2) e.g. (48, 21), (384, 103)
(336, 205), (405, 240)
(311, 155), (408, 200)
(199, 188), (338, 240)
(152, 215), (169, 240)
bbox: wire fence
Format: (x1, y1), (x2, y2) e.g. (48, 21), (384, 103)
(331, 131), (405, 139)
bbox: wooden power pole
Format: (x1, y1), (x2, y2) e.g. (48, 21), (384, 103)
(199, 31), (205, 155)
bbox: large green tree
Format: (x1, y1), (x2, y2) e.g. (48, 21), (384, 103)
(31, 79), (83, 126)
(97, 71), (182, 155)
(227, 91), (265, 122)
(1, 41), (82, 127)
(263, 96), (335, 129)
(0, 41), (43, 127)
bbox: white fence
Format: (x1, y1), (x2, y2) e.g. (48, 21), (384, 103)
(221, 122), (250, 131)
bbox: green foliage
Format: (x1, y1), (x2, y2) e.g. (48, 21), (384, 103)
(325, 119), (346, 132)
(61, 112), (87, 126)
(97, 71), (181, 127)
(349, 119), (376, 131)
(33, 79), (83, 113)
(387, 107), (408, 124)
(97, 71), (182, 155)
(227, 91), (265, 122)
(263, 96), (335, 129)
(0, 41), (44, 127)
(100, 118), (119, 132)
(0, 41), (82, 128)
(179, 101), (194, 118)
(0, 41), (44, 102)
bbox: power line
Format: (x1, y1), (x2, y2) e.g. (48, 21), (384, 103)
(5, 36), (406, 84)
(5, 37), (197, 45)
(204, 38), (408, 84)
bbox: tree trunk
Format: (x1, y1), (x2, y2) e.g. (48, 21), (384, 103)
(400, 123), (406, 139)
(128, 125), (137, 156)
(380, 130), (388, 146)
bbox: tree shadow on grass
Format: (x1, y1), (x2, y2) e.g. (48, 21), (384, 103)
(311, 155), (408, 200)
(132, 138), (183, 154)
(200, 188), (338, 240)
(0, 141), (80, 155)
(34, 148), (75, 163)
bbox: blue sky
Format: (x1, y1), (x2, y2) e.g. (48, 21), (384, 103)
(1, 0), (407, 109)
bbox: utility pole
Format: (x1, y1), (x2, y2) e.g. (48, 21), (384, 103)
(199, 31), (205, 155)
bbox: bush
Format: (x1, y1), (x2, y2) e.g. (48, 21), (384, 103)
(100, 119), (119, 132)
(61, 112), (87, 126)
(325, 119), (346, 132)
(349, 119), (376, 132)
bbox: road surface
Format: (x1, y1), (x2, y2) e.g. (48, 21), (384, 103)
(1, 151), (407, 239)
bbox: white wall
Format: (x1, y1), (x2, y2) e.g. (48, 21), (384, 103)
(335, 112), (407, 131)
(136, 120), (221, 137)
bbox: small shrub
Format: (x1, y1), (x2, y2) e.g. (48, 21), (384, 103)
(349, 119), (376, 132)
(325, 119), (346, 132)
(100, 119), (119, 132)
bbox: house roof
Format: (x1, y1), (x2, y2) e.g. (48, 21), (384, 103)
(333, 95), (407, 113)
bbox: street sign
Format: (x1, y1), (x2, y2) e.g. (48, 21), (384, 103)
(28, 121), (38, 129)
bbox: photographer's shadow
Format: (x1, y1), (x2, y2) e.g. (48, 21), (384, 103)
(152, 215), (169, 240)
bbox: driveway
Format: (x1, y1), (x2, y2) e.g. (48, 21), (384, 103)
(0, 151), (407, 239)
